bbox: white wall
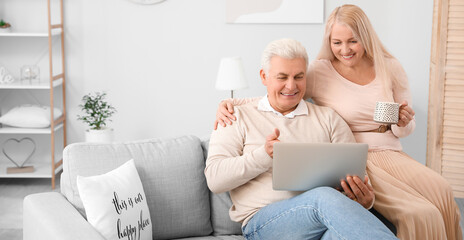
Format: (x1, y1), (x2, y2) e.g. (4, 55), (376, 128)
(48, 0), (435, 164)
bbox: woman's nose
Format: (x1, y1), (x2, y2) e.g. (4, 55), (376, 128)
(341, 44), (351, 54)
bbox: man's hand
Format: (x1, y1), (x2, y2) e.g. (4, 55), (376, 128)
(265, 128), (280, 158)
(341, 175), (375, 209)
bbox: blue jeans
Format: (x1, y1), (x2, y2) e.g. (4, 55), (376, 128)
(242, 187), (398, 240)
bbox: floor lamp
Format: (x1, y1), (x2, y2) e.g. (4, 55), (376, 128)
(215, 57), (248, 99)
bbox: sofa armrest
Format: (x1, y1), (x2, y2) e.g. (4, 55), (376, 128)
(23, 192), (105, 240)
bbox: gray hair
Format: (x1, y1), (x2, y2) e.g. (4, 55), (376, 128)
(261, 38), (308, 74)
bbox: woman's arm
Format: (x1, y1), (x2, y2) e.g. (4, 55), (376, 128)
(390, 59), (416, 138)
(214, 97), (261, 129)
(214, 60), (318, 129)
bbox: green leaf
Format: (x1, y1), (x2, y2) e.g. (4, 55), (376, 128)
(76, 92), (117, 129)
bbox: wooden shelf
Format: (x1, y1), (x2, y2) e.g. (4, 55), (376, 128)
(0, 79), (63, 89)
(0, 0), (67, 189)
(0, 162), (62, 178)
(0, 30), (62, 37)
(0, 123), (64, 134)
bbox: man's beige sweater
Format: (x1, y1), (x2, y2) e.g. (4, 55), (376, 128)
(205, 99), (355, 225)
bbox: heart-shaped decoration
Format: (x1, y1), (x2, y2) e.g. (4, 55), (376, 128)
(2, 138), (36, 168)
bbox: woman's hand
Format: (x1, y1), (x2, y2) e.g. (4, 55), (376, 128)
(265, 128), (280, 158)
(214, 100), (236, 130)
(397, 100), (415, 127)
(341, 175), (375, 209)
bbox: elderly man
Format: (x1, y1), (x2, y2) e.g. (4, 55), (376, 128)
(204, 39), (397, 240)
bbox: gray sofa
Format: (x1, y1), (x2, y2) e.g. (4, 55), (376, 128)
(23, 135), (396, 240)
(23, 135), (244, 240)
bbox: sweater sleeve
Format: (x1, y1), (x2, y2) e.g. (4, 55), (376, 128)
(204, 108), (273, 193)
(327, 107), (357, 144)
(390, 59), (416, 138)
(226, 97), (261, 106)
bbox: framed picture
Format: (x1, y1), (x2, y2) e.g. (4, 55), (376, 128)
(226, 0), (324, 24)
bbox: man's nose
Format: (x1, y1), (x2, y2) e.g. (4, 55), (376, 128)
(285, 79), (297, 90)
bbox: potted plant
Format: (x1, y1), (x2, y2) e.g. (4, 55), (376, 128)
(77, 92), (117, 143)
(0, 19), (11, 33)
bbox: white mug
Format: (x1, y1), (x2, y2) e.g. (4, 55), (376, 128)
(374, 102), (400, 124)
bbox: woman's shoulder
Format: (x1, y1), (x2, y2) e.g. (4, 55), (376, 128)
(308, 59), (331, 69)
(308, 59), (333, 78)
(384, 57), (407, 79)
(385, 57), (403, 70)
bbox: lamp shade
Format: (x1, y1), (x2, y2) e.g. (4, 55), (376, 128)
(215, 57), (248, 91)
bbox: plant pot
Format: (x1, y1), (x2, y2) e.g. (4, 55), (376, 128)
(85, 128), (114, 143)
(0, 27), (11, 33)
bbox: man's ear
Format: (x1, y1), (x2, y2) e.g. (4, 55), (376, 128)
(260, 69), (267, 86)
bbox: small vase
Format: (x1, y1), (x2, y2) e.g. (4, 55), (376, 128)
(0, 28), (11, 33)
(85, 128), (114, 143)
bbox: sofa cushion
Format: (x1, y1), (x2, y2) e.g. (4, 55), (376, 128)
(201, 139), (243, 236)
(76, 159), (152, 240)
(62, 135), (212, 239)
(209, 192), (243, 236)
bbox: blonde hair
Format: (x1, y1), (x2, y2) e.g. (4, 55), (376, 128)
(261, 38), (308, 74)
(317, 4), (406, 98)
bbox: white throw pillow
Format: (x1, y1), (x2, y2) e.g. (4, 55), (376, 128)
(0, 104), (62, 128)
(77, 159), (152, 240)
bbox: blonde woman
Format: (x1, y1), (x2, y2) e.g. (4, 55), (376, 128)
(213, 4), (462, 240)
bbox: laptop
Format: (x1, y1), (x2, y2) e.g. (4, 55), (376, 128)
(272, 142), (368, 191)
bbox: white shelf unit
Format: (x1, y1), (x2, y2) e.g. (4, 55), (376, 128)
(0, 78), (63, 89)
(0, 30), (61, 37)
(0, 0), (67, 189)
(0, 124), (64, 134)
(0, 162), (63, 178)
